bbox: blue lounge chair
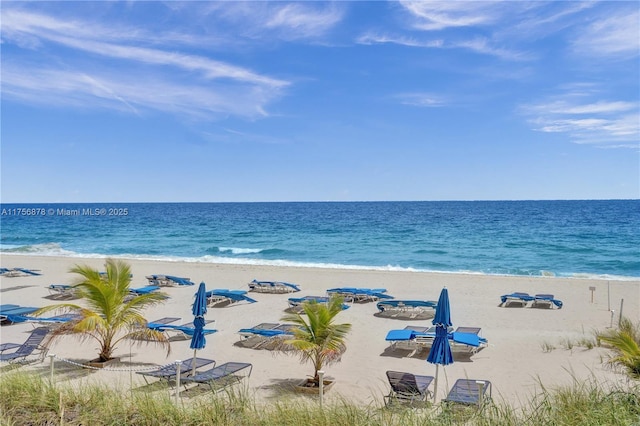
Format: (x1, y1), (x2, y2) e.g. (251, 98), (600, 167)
(449, 327), (489, 355)
(129, 285), (161, 295)
(1, 306), (39, 323)
(0, 268), (41, 277)
(385, 325), (485, 355)
(136, 357), (215, 385)
(206, 289), (257, 306)
(151, 322), (217, 340)
(444, 378), (492, 406)
(386, 370), (435, 404)
(0, 304), (20, 312)
(532, 294), (563, 309)
(0, 327), (49, 363)
(181, 361), (253, 392)
(376, 300), (437, 319)
(326, 287), (394, 302)
(287, 296), (350, 312)
(15, 268), (41, 276)
(146, 275), (195, 286)
(385, 326), (434, 351)
(238, 323), (300, 349)
(4, 313), (80, 327)
(125, 286), (167, 302)
(48, 284), (79, 299)
(248, 280), (301, 293)
(499, 292), (534, 307)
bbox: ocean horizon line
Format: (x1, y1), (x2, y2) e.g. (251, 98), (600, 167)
(2, 199), (639, 205)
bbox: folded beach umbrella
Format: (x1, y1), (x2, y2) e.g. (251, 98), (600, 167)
(427, 287), (454, 401)
(190, 282), (208, 375)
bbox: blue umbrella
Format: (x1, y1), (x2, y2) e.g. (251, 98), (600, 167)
(190, 282), (208, 374)
(427, 287), (453, 401)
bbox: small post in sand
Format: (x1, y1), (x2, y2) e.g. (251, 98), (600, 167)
(175, 360), (182, 404)
(318, 370), (325, 408)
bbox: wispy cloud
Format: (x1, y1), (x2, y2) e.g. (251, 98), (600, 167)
(391, 1), (530, 60)
(265, 3), (344, 39)
(399, 1), (501, 31)
(1, 7), (289, 119)
(356, 31), (528, 61)
(522, 90), (640, 148)
(395, 92), (448, 108)
(2, 65), (276, 119)
(200, 1), (344, 40)
(571, 9), (640, 58)
(356, 32), (443, 48)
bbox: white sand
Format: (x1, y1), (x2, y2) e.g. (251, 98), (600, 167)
(1, 254), (638, 407)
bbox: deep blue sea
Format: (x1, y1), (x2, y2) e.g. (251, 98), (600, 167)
(1, 201), (638, 280)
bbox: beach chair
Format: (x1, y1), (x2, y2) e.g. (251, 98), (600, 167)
(376, 300), (437, 319)
(125, 286), (167, 302)
(136, 357), (215, 385)
(386, 370), (435, 404)
(181, 362), (253, 392)
(5, 313), (80, 328)
(206, 289), (257, 307)
(287, 296), (350, 312)
(0, 327), (49, 363)
(499, 292), (534, 307)
(443, 379), (492, 406)
(0, 304), (20, 312)
(0, 268), (41, 277)
(326, 287), (394, 302)
(385, 326), (434, 352)
(152, 322), (217, 340)
(238, 323), (298, 350)
(146, 275), (195, 287)
(532, 294), (563, 309)
(129, 285), (161, 295)
(449, 327), (489, 355)
(248, 280), (301, 293)
(147, 317), (181, 327)
(47, 284), (79, 299)
(0, 306), (39, 324)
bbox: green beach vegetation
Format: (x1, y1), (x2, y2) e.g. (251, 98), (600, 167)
(0, 370), (638, 425)
(34, 259), (171, 363)
(597, 317), (640, 379)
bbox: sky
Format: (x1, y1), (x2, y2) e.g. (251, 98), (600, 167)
(1, 1), (639, 203)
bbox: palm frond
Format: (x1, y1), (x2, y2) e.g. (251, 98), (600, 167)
(279, 295), (351, 380)
(37, 259), (170, 362)
(597, 317), (640, 380)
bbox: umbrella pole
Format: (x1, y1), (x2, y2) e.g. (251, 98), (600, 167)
(192, 349), (197, 376)
(433, 365), (439, 402)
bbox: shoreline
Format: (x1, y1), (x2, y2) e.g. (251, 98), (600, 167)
(2, 251), (638, 282)
(1, 254), (639, 406)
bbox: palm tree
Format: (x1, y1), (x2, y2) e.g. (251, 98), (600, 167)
(35, 259), (171, 362)
(597, 316), (640, 379)
(280, 295), (351, 385)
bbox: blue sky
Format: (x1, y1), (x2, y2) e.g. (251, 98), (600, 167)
(2, 1), (638, 202)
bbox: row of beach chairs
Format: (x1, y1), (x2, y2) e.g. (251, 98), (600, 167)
(1, 323), (490, 404)
(136, 357), (253, 393)
(386, 370), (491, 406)
(500, 292), (563, 309)
(385, 325), (488, 356)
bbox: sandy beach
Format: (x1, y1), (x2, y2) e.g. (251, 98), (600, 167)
(1, 254), (638, 407)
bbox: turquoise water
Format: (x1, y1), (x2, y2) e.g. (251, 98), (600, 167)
(1, 200), (638, 279)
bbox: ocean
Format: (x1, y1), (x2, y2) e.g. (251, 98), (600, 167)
(1, 200), (638, 280)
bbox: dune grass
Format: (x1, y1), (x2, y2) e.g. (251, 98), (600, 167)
(0, 370), (638, 425)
